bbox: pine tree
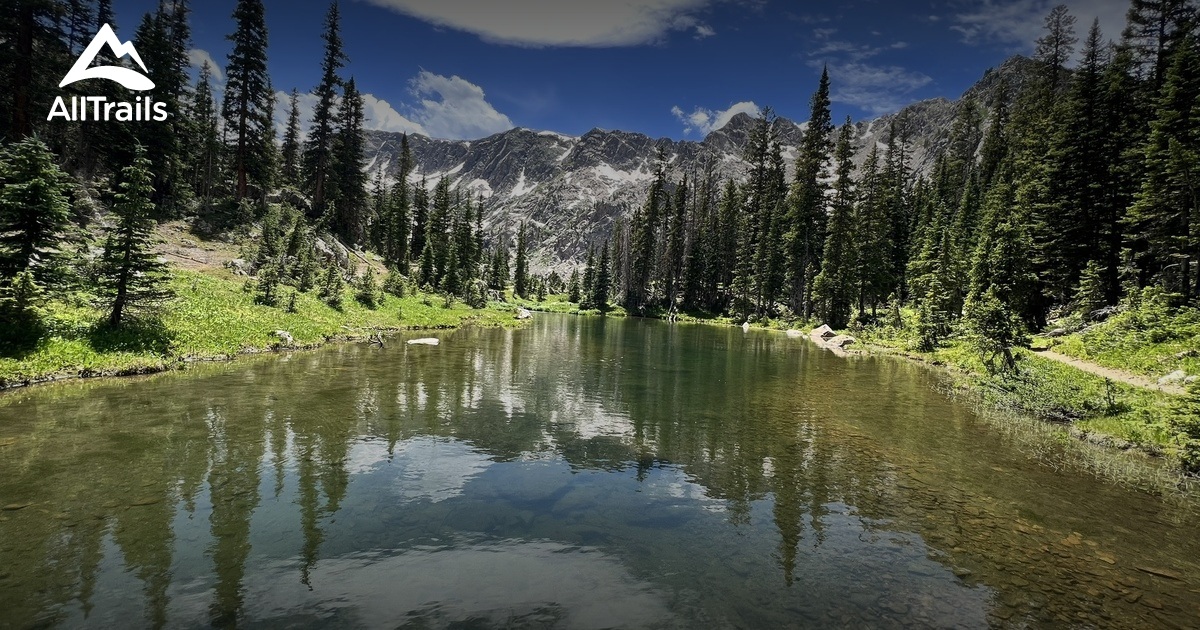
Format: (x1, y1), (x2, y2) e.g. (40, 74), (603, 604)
(812, 120), (858, 329)
(1034, 4), (1078, 94)
(97, 146), (174, 326)
(222, 0), (273, 201)
(853, 147), (891, 316)
(664, 174), (688, 310)
(627, 156), (666, 312)
(304, 0), (347, 219)
(318, 263), (344, 308)
(331, 77), (368, 245)
(788, 68), (834, 317)
(513, 223), (529, 298)
(593, 242), (612, 312)
(188, 62), (222, 205)
(383, 134), (414, 268)
(133, 0), (193, 214)
(1126, 35), (1200, 303)
(355, 266), (381, 308)
(280, 89), (303, 187)
(1121, 0), (1197, 90)
(567, 268), (581, 303)
(1043, 19), (1114, 304)
(581, 248), (596, 308)
(0, 137), (72, 286)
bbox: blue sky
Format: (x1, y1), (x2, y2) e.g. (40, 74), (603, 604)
(108, 0), (1131, 140)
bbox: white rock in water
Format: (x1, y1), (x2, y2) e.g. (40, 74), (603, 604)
(811, 324), (836, 339)
(786, 329), (804, 338)
(516, 308), (533, 320)
(742, 321), (751, 332)
(407, 338), (441, 346)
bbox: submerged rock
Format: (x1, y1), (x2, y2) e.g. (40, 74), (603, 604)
(407, 338), (441, 346)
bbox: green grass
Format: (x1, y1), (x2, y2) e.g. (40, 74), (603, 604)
(0, 269), (516, 388)
(1046, 301), (1200, 379)
(507, 292), (629, 318)
(851, 318), (1181, 457)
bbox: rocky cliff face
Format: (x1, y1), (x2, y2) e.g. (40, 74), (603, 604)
(364, 56), (1036, 272)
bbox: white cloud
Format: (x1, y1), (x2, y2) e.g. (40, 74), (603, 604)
(951, 0), (1129, 54)
(360, 0), (717, 47)
(671, 100), (760, 135)
(409, 71), (514, 139)
(813, 61), (933, 115)
(272, 89), (427, 140)
(363, 93), (427, 135)
(187, 48), (222, 82)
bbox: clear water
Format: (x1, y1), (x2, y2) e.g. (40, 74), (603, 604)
(1, 314), (1198, 628)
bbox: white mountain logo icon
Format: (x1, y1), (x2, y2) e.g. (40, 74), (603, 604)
(60, 24), (155, 91)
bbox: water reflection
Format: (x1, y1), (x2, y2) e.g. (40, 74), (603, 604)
(0, 315), (1198, 628)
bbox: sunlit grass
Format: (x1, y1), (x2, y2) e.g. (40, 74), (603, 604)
(0, 269), (516, 387)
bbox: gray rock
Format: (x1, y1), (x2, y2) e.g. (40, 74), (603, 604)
(272, 330), (294, 347)
(1159, 370), (1187, 385)
(811, 325), (836, 339)
(226, 258), (248, 276)
(1046, 328), (1068, 338)
(1185, 376), (1198, 385)
(407, 338), (440, 346)
(515, 308), (533, 320)
(828, 335), (857, 349)
(1088, 305), (1121, 322)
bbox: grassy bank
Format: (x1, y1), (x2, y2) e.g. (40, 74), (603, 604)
(1044, 300), (1200, 380)
(838, 314), (1198, 478)
(0, 269), (518, 389)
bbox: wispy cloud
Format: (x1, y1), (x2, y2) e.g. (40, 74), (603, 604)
(187, 48), (222, 82)
(272, 71), (512, 141)
(361, 0), (718, 47)
(951, 0), (1129, 53)
(811, 60), (933, 115)
(671, 101), (760, 135)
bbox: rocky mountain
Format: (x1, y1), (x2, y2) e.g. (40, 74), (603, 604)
(364, 56), (1038, 273)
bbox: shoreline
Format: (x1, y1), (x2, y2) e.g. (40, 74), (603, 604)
(0, 320), (514, 394)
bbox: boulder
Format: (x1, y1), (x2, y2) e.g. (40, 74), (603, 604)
(811, 324), (836, 339)
(407, 338), (440, 346)
(1088, 306), (1121, 323)
(272, 330), (294, 347)
(1046, 328), (1068, 338)
(786, 329), (804, 338)
(226, 258), (249, 276)
(1158, 370), (1187, 385)
(828, 335), (857, 349)
(516, 308), (533, 320)
(1186, 376), (1198, 385)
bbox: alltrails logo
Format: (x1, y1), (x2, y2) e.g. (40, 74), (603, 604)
(47, 24), (169, 122)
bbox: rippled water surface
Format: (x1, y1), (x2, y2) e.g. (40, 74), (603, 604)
(1, 315), (1198, 628)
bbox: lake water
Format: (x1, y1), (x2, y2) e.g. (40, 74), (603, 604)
(1, 314), (1198, 628)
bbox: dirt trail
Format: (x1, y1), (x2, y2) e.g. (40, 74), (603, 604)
(1032, 349), (1186, 395)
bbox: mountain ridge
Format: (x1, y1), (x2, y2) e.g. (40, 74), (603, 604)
(364, 55), (1038, 272)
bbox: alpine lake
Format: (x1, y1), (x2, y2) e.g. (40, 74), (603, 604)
(1, 314), (1199, 629)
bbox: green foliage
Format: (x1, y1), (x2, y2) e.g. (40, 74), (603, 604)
(0, 137), (73, 285)
(964, 285), (1027, 372)
(318, 264), (345, 309)
(383, 270), (407, 298)
(514, 223), (529, 299)
(1169, 382), (1200, 473)
(0, 269), (44, 323)
(96, 147), (174, 326)
(355, 266), (381, 309)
